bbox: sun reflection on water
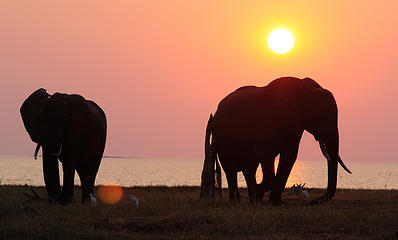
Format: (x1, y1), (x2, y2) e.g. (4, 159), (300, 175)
(255, 159), (318, 188)
(1, 157), (398, 189)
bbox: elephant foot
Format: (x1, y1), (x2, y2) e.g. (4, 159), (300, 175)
(248, 192), (256, 204)
(47, 192), (62, 205)
(253, 194), (265, 205)
(81, 193), (97, 205)
(269, 198), (283, 206)
(254, 192), (265, 204)
(229, 190), (240, 203)
(61, 195), (74, 205)
(254, 183), (270, 204)
(47, 197), (60, 205)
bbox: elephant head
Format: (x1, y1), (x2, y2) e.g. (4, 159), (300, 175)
(20, 88), (67, 200)
(301, 78), (351, 204)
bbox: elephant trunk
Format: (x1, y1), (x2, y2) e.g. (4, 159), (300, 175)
(324, 146), (338, 201)
(310, 140), (338, 204)
(311, 129), (351, 205)
(42, 147), (61, 200)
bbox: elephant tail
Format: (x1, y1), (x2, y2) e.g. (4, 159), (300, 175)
(213, 117), (222, 197)
(199, 114), (221, 202)
(208, 114), (222, 197)
(215, 152), (222, 197)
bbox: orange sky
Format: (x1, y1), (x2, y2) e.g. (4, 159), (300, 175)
(1, 1), (398, 161)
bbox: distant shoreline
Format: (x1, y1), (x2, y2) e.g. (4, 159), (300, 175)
(103, 155), (133, 159)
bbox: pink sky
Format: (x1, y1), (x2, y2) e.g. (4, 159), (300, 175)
(1, 1), (398, 161)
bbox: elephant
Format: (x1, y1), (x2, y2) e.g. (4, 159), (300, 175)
(200, 77), (351, 205)
(20, 88), (107, 203)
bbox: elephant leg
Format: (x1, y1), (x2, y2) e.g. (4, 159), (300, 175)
(225, 170), (240, 201)
(79, 166), (99, 203)
(80, 174), (94, 203)
(242, 169), (257, 203)
(256, 159), (276, 202)
(269, 142), (300, 205)
(61, 164), (75, 203)
(42, 151), (61, 201)
(80, 175), (91, 203)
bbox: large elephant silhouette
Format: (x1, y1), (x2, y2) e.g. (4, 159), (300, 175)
(200, 77), (351, 205)
(20, 89), (107, 203)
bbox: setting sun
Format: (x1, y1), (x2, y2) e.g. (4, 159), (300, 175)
(267, 28), (295, 54)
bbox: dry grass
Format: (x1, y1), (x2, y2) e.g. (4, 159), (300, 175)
(1, 185), (398, 239)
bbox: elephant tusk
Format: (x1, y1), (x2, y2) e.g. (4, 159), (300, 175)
(337, 155), (352, 174)
(34, 144), (40, 160)
(319, 141), (352, 174)
(56, 144), (63, 156)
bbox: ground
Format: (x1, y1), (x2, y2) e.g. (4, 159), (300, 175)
(0, 186), (397, 239)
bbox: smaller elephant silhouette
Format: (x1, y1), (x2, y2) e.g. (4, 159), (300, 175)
(20, 89), (107, 203)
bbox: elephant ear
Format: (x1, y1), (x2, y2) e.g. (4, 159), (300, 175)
(302, 77), (336, 114)
(301, 79), (338, 140)
(20, 88), (50, 143)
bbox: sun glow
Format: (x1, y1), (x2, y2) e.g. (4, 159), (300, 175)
(267, 28), (295, 54)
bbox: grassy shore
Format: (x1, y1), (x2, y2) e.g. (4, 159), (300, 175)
(0, 185), (397, 240)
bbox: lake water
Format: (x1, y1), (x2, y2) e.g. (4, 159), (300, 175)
(0, 156), (397, 189)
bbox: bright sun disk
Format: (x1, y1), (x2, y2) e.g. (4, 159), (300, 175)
(267, 28), (294, 54)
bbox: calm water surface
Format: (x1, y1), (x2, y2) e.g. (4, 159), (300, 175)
(0, 156), (397, 189)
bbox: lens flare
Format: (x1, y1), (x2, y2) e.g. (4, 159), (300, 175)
(98, 185), (123, 204)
